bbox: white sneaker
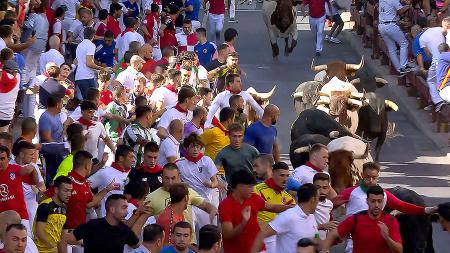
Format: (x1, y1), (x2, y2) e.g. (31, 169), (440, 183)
(424, 105), (433, 111)
(330, 37), (342, 44)
(324, 35), (330, 41)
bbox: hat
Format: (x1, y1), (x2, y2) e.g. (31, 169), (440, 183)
(3, 60), (19, 73)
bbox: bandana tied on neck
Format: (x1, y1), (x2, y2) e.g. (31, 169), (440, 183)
(174, 103), (188, 113)
(111, 162), (131, 173)
(359, 180), (369, 193)
(306, 161), (323, 173)
(225, 86), (241, 95)
(264, 178), (284, 193)
(184, 153), (204, 163)
(78, 118), (96, 128)
(139, 163), (163, 173)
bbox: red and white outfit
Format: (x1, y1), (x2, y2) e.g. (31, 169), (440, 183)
(176, 32), (198, 53)
(157, 134), (180, 167)
(66, 170), (94, 229)
(205, 89), (264, 127)
(206, 0), (225, 44)
(107, 15), (121, 39)
(314, 199), (333, 240)
(88, 162), (131, 217)
(157, 103), (193, 130)
(78, 118), (108, 160)
(116, 66), (145, 91)
(303, 0), (326, 53)
(149, 85), (178, 110)
(116, 28), (145, 60)
(0, 72), (20, 129)
(159, 15), (177, 49)
(291, 161), (329, 185)
(143, 12), (162, 61)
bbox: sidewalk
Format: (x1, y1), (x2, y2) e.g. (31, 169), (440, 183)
(342, 29), (450, 155)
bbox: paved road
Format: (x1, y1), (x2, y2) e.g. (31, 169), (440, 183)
(219, 8), (450, 251)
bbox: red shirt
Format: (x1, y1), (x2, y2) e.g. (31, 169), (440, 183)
(95, 22), (108, 37)
(144, 13), (159, 42)
(107, 16), (121, 38)
(303, 0), (326, 18)
(208, 0), (225, 14)
(100, 90), (113, 108)
(337, 211), (402, 253)
(65, 171), (94, 229)
(0, 164), (33, 219)
(150, 57), (169, 73)
(141, 59), (156, 76)
(218, 193), (265, 253)
(156, 206), (185, 244)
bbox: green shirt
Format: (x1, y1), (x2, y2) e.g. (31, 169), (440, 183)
(214, 143), (259, 183)
(104, 101), (128, 143)
(54, 154), (73, 180)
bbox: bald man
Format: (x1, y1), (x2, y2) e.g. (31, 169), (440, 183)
(0, 211), (38, 253)
(116, 55), (147, 90)
(39, 35), (64, 75)
(139, 44), (156, 77)
(158, 119), (184, 166)
(244, 104), (280, 161)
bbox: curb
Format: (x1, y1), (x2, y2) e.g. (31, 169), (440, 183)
(341, 30), (450, 154)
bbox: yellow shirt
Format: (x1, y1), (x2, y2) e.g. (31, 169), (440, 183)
(254, 181), (296, 224)
(33, 198), (67, 253)
(145, 187), (205, 242)
(54, 154), (73, 180)
(200, 124), (230, 175)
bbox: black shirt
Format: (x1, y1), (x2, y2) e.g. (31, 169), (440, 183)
(73, 218), (139, 253)
(127, 169), (163, 193)
(205, 59), (225, 72)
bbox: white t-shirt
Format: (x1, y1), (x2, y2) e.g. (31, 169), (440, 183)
(149, 86), (178, 109)
(378, 0), (402, 22)
(291, 164), (330, 185)
(158, 107), (193, 130)
(81, 121), (107, 158)
(0, 38), (6, 51)
(116, 66), (144, 90)
(269, 205), (319, 253)
(157, 134), (180, 167)
(116, 31), (145, 60)
(88, 166), (130, 217)
(420, 27), (446, 62)
(39, 49), (65, 74)
(75, 39), (97, 80)
(69, 107), (106, 121)
(0, 73), (20, 120)
(53, 0), (80, 20)
(314, 199), (333, 240)
(176, 155), (218, 202)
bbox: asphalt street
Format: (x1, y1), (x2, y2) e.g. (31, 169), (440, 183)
(218, 7), (450, 251)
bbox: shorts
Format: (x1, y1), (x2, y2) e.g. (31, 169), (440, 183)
(0, 119), (11, 127)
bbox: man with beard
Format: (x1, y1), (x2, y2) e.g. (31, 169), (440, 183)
(312, 173), (335, 240)
(33, 176), (73, 252)
(244, 104), (280, 162)
(252, 154), (274, 183)
(253, 162), (295, 253)
(160, 222), (195, 253)
(207, 52), (241, 93)
(250, 183), (319, 253)
(229, 94), (248, 128)
(322, 185), (403, 253)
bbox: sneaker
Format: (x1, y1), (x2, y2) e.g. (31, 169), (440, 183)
(315, 51), (321, 57)
(229, 18), (238, 23)
(324, 35), (330, 41)
(398, 69), (407, 77)
(330, 37), (342, 44)
(435, 101), (446, 112)
(424, 105), (433, 111)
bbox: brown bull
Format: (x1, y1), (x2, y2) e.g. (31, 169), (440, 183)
(311, 57), (364, 83)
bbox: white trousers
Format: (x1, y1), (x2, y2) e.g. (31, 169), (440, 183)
(22, 94), (36, 118)
(264, 235), (277, 253)
(309, 15), (326, 52)
(378, 23), (408, 72)
(208, 14), (224, 44)
(229, 0), (236, 19)
(440, 85), (450, 102)
(22, 48), (42, 85)
(345, 238), (353, 253)
(427, 61), (444, 104)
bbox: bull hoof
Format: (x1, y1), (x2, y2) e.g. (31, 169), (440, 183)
(284, 47), (290, 56)
(273, 56), (279, 61)
(271, 43), (279, 58)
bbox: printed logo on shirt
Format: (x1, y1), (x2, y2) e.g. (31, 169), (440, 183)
(158, 176), (162, 183)
(202, 48), (208, 54)
(198, 166), (203, 173)
(0, 184), (9, 197)
(9, 172), (15, 180)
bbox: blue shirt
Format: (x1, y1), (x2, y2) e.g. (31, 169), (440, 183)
(161, 246), (195, 253)
(184, 0), (201, 20)
(244, 121), (277, 154)
(38, 111), (63, 142)
(286, 177), (302, 191)
(412, 32), (431, 63)
(436, 52), (450, 90)
(123, 0), (140, 19)
(95, 40), (116, 67)
(194, 42), (216, 67)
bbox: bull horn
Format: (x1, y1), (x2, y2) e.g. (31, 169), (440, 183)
(350, 78), (361, 85)
(317, 96), (330, 105)
(329, 131), (340, 139)
(258, 85), (277, 100)
(294, 146), (310, 153)
(385, 100), (399, 111)
(346, 56), (364, 71)
(311, 58), (327, 72)
(348, 98), (363, 107)
(353, 142), (370, 159)
(318, 91), (330, 97)
(375, 77), (388, 84)
(350, 92), (364, 99)
(246, 87), (257, 95)
(292, 91), (303, 99)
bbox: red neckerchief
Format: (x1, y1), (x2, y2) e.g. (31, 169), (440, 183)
(121, 27), (134, 37)
(306, 161), (323, 173)
(174, 103), (188, 113)
(0, 71), (17, 93)
(265, 178), (284, 193)
(111, 162), (131, 173)
(78, 117), (96, 128)
(184, 153), (204, 163)
(165, 84), (177, 93)
(129, 198), (140, 208)
(225, 86), (241, 95)
(139, 163), (163, 174)
(216, 122), (229, 135)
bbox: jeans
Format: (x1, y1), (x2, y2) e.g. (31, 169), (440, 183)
(208, 14), (224, 44)
(309, 15), (326, 52)
(427, 61), (444, 104)
(75, 78), (97, 100)
(378, 23), (408, 72)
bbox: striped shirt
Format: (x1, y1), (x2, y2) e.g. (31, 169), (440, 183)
(122, 123), (160, 167)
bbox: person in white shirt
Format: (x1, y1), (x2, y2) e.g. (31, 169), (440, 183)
(292, 143), (329, 185)
(52, 6), (66, 52)
(53, 0), (80, 32)
(157, 86), (196, 139)
(0, 212), (39, 253)
(250, 183), (320, 253)
(38, 35), (64, 75)
(150, 69), (182, 110)
(117, 17), (145, 60)
(130, 224), (165, 253)
(116, 55), (146, 91)
(205, 73), (263, 128)
(68, 8), (95, 45)
(88, 144), (136, 217)
(158, 119), (183, 167)
(176, 133), (219, 230)
(74, 27), (105, 100)
(312, 172), (336, 240)
(0, 60), (21, 132)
